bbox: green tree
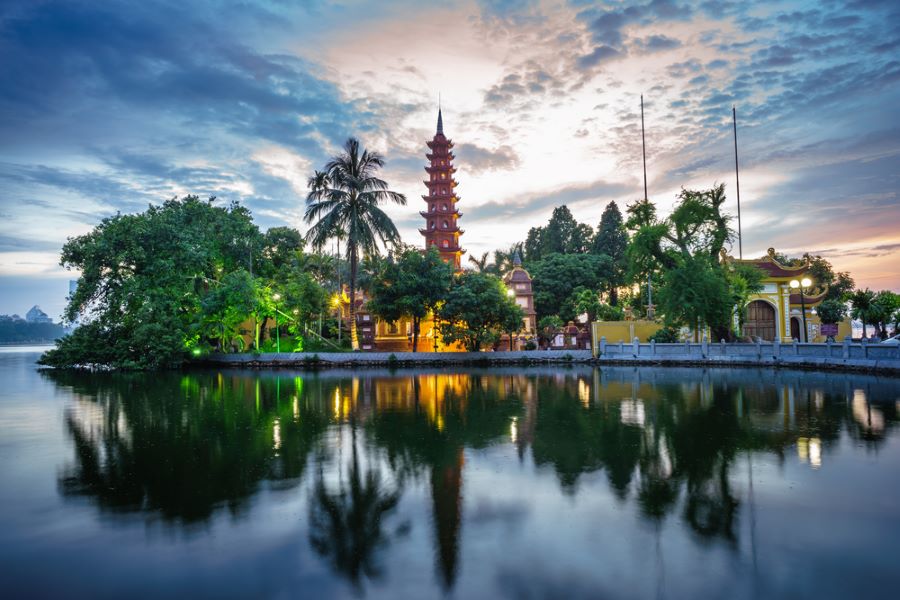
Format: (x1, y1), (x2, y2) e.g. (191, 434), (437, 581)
(729, 262), (765, 336)
(304, 138), (407, 350)
(198, 269), (257, 351)
(368, 247), (454, 351)
(592, 201), (629, 305)
(529, 253), (613, 321)
(467, 251), (493, 274)
(437, 272), (524, 351)
(40, 196), (262, 369)
(817, 298), (847, 326)
(524, 226), (544, 262)
(868, 291), (900, 339)
(492, 243), (523, 275)
(625, 184), (739, 339)
(850, 289), (875, 339)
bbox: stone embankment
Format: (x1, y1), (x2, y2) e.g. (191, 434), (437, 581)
(198, 339), (900, 374)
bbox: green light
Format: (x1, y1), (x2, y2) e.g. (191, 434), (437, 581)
(192, 348), (202, 356)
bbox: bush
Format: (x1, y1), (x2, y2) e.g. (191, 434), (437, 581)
(648, 327), (680, 343)
(524, 340), (537, 351)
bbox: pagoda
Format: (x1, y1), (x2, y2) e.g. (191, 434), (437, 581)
(420, 109), (465, 269)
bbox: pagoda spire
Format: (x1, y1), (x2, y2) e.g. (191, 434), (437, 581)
(421, 109), (464, 270)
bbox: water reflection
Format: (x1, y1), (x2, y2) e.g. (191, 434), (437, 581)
(42, 367), (900, 595)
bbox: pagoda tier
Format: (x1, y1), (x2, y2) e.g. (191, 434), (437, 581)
(419, 227), (464, 235)
(425, 166), (458, 175)
(426, 152), (455, 161)
(421, 108), (464, 270)
(420, 210), (463, 218)
(423, 179), (459, 188)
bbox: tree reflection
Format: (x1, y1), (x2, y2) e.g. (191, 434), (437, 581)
(308, 424), (402, 592)
(46, 370), (327, 523)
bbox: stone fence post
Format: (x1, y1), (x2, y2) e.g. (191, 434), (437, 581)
(843, 336), (851, 359)
(773, 339), (780, 359)
(633, 337), (640, 357)
(599, 336), (606, 356)
(650, 339), (656, 356)
(701, 334), (708, 358)
(861, 338), (868, 359)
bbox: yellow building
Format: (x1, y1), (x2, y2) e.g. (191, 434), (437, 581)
(729, 248), (851, 342)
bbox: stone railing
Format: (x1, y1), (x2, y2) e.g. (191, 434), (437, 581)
(195, 339), (900, 373)
(593, 337), (900, 372)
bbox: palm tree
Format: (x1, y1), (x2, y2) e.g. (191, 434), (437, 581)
(467, 251), (492, 273)
(850, 288), (875, 339)
(304, 138), (406, 349)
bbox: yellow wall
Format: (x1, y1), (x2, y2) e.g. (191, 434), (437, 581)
(591, 320), (662, 346)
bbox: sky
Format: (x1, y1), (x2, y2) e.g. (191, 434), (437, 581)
(1, 0), (898, 320)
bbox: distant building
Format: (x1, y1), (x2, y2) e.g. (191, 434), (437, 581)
(25, 305), (53, 324)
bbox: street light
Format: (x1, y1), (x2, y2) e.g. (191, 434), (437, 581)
(789, 277), (812, 342)
(273, 293), (282, 353)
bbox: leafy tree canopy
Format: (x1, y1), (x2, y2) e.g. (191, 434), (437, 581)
(368, 246), (454, 350)
(41, 196), (262, 369)
(529, 253), (613, 322)
(437, 272), (524, 352)
(592, 201), (629, 305)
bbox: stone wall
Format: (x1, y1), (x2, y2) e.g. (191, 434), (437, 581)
(197, 340), (900, 374)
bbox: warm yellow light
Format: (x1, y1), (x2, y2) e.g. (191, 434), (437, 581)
(801, 277), (812, 287)
(331, 294), (341, 308)
(790, 279), (800, 289)
(273, 293), (281, 301)
(506, 288), (515, 297)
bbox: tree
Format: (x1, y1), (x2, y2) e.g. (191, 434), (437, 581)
(198, 269), (257, 351)
(529, 253), (613, 321)
(493, 243), (523, 275)
(304, 138), (407, 350)
(524, 226), (544, 262)
(625, 184), (739, 339)
(850, 289), (875, 339)
(729, 262), (765, 336)
(868, 291), (900, 339)
(368, 247), (454, 351)
(467, 251), (493, 274)
(817, 298), (847, 326)
(592, 201), (629, 305)
(40, 196), (262, 369)
(437, 272), (524, 351)
(542, 206), (577, 255)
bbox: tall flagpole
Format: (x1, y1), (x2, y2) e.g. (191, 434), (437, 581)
(733, 105), (743, 259)
(642, 95), (653, 318)
(641, 95), (648, 202)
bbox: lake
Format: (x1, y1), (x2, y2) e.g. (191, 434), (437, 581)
(1, 349), (899, 599)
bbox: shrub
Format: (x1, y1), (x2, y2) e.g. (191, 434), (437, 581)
(648, 327), (680, 343)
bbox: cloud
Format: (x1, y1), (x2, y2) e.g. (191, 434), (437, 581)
(576, 45), (623, 70)
(633, 34), (682, 52)
(471, 179), (634, 223)
(455, 143), (521, 174)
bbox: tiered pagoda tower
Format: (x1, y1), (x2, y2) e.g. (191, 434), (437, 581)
(420, 109), (464, 269)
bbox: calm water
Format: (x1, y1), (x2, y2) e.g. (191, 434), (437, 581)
(1, 351), (900, 599)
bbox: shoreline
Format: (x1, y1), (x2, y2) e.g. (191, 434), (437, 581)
(194, 347), (900, 376)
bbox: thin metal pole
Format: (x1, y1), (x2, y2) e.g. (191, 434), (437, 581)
(800, 288), (808, 343)
(733, 106), (743, 259)
(641, 95), (648, 202)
